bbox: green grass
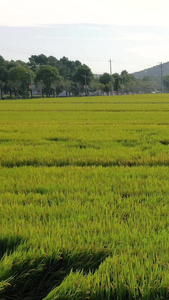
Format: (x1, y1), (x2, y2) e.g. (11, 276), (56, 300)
(1, 94), (169, 299)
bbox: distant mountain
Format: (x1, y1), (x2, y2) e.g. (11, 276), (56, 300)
(132, 62), (169, 79)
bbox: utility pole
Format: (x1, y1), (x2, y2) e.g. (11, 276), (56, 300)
(108, 59), (113, 95)
(158, 62), (163, 93)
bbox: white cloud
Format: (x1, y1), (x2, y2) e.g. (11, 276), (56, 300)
(1, 0), (169, 27)
(128, 45), (169, 63)
(1, 0), (169, 75)
(37, 32), (168, 43)
(117, 33), (168, 42)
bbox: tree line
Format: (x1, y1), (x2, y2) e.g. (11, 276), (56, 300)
(0, 54), (168, 99)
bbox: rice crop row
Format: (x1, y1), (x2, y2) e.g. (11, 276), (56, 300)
(1, 95), (169, 299)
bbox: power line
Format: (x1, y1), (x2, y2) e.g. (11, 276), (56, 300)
(0, 43), (166, 75)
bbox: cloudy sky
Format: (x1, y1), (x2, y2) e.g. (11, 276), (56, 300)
(0, 0), (169, 74)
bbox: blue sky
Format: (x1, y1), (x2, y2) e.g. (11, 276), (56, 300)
(0, 0), (169, 74)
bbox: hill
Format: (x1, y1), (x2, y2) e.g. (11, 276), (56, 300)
(132, 61), (169, 79)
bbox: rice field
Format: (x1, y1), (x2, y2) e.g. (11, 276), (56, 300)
(1, 94), (169, 299)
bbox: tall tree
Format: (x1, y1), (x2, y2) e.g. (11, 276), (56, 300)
(51, 75), (64, 97)
(28, 54), (48, 72)
(64, 79), (74, 96)
(73, 64), (93, 95)
(0, 56), (8, 98)
(163, 75), (169, 92)
(58, 57), (81, 80)
(8, 66), (30, 98)
(90, 78), (105, 94)
(99, 73), (112, 94)
(112, 73), (121, 95)
(35, 65), (61, 96)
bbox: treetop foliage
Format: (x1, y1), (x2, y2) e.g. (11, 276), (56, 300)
(0, 53), (165, 99)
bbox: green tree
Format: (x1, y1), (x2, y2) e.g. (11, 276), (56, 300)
(8, 66), (30, 98)
(163, 75), (169, 92)
(0, 81), (5, 99)
(99, 73), (111, 85)
(90, 78), (105, 95)
(112, 73), (121, 95)
(120, 71), (136, 94)
(99, 73), (112, 94)
(51, 75), (64, 97)
(36, 80), (45, 98)
(47, 56), (59, 68)
(0, 56), (8, 98)
(64, 79), (74, 96)
(35, 65), (60, 97)
(29, 54), (48, 68)
(58, 57), (81, 80)
(73, 64), (93, 95)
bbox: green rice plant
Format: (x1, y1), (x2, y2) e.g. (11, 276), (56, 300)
(1, 94), (169, 299)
